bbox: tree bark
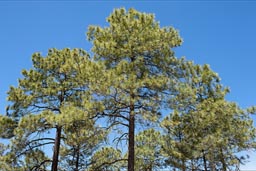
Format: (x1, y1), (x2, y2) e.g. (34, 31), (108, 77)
(128, 94), (135, 171)
(51, 126), (62, 171)
(202, 150), (208, 171)
(74, 147), (80, 171)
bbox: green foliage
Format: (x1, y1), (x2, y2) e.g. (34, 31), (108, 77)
(2, 48), (105, 170)
(1, 7), (256, 171)
(59, 119), (107, 171)
(88, 8), (182, 67)
(161, 64), (256, 170)
(24, 149), (50, 170)
(89, 147), (124, 171)
(135, 128), (164, 171)
(87, 8), (188, 170)
(8, 48), (88, 116)
(0, 115), (17, 138)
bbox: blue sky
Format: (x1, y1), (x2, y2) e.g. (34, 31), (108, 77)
(0, 1), (256, 169)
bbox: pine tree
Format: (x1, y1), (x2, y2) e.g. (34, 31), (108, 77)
(161, 64), (256, 170)
(1, 7), (255, 171)
(4, 48), (102, 170)
(87, 8), (185, 171)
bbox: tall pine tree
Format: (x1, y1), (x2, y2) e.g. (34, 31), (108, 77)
(87, 8), (186, 171)
(4, 48), (104, 170)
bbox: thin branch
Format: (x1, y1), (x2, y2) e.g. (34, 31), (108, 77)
(31, 159), (52, 171)
(102, 111), (129, 121)
(15, 142), (54, 160)
(113, 132), (128, 147)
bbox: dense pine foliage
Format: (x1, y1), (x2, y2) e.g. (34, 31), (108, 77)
(0, 8), (255, 171)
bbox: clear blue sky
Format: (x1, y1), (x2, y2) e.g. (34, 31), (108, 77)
(0, 1), (256, 169)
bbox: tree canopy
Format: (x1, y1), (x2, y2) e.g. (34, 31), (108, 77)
(0, 8), (255, 171)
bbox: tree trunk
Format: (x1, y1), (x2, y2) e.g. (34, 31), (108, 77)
(202, 150), (208, 171)
(220, 148), (227, 171)
(128, 95), (135, 171)
(74, 147), (80, 171)
(51, 126), (62, 171)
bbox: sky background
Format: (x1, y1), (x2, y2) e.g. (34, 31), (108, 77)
(0, 1), (256, 170)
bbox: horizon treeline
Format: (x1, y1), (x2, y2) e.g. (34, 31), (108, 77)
(0, 8), (255, 171)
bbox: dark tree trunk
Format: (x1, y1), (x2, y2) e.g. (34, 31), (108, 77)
(74, 147), (80, 171)
(128, 96), (135, 171)
(51, 126), (62, 171)
(202, 150), (208, 171)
